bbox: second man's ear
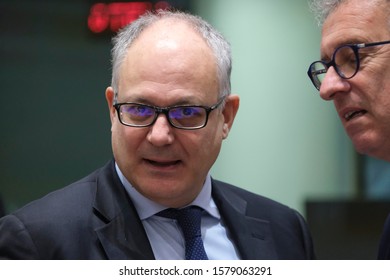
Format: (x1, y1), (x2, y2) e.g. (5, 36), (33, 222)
(223, 123), (229, 133)
(221, 94), (240, 139)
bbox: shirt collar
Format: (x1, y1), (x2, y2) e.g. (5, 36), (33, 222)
(115, 162), (220, 220)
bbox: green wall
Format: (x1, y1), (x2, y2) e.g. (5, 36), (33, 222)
(0, 1), (113, 212)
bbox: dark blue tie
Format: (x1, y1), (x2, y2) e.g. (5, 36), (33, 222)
(158, 206), (208, 260)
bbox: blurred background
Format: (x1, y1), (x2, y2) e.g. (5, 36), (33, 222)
(1, 0), (390, 259)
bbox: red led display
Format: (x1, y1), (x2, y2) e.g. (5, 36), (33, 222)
(88, 2), (170, 34)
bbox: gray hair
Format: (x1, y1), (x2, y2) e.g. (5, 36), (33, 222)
(309, 0), (390, 26)
(308, 0), (345, 26)
(110, 10), (232, 102)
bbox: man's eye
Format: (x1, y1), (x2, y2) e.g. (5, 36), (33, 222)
(345, 53), (357, 64)
(132, 106), (151, 115)
(182, 107), (198, 116)
(122, 105), (154, 118)
(171, 107), (202, 118)
(135, 106), (148, 115)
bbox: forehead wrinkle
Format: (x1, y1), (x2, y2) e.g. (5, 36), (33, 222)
(122, 94), (205, 107)
(320, 0), (388, 61)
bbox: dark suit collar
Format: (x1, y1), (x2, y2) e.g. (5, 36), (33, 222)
(92, 160), (155, 260)
(211, 179), (278, 259)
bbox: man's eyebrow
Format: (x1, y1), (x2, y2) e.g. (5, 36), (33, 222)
(320, 43), (333, 61)
(121, 96), (203, 106)
(320, 40), (357, 61)
(320, 47), (332, 61)
(320, 53), (330, 61)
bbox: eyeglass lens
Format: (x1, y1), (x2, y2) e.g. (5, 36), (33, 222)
(169, 107), (205, 127)
(310, 45), (359, 89)
(333, 45), (358, 78)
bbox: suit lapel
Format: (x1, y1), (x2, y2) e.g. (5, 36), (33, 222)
(93, 160), (155, 260)
(95, 209), (154, 260)
(212, 180), (278, 259)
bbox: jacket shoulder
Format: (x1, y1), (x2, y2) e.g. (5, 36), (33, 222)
(212, 179), (293, 212)
(0, 161), (116, 259)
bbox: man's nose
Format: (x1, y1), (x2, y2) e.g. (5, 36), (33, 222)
(146, 114), (174, 146)
(319, 66), (351, 100)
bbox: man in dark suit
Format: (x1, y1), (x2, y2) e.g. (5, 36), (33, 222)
(307, 0), (390, 259)
(0, 10), (315, 260)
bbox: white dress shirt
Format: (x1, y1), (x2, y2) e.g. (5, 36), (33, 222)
(115, 163), (240, 260)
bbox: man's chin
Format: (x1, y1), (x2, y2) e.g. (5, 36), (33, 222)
(352, 136), (384, 159)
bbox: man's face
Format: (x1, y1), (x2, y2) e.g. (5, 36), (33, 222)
(106, 20), (238, 208)
(319, 0), (390, 160)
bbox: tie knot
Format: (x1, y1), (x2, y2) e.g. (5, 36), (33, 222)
(157, 206), (203, 239)
(157, 206), (208, 260)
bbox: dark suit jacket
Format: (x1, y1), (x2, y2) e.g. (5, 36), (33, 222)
(378, 214), (390, 259)
(0, 160), (315, 259)
(0, 195), (5, 218)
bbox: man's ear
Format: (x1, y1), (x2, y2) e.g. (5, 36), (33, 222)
(222, 94), (240, 139)
(105, 86), (116, 124)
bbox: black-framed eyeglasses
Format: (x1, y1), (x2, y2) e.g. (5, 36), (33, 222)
(307, 40), (390, 90)
(113, 97), (225, 130)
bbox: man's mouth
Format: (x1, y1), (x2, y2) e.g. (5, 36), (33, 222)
(146, 159), (181, 167)
(344, 110), (367, 121)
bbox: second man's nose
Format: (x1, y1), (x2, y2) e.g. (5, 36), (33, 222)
(319, 66), (351, 100)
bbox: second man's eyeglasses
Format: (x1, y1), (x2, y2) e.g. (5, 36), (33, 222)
(307, 40), (390, 91)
